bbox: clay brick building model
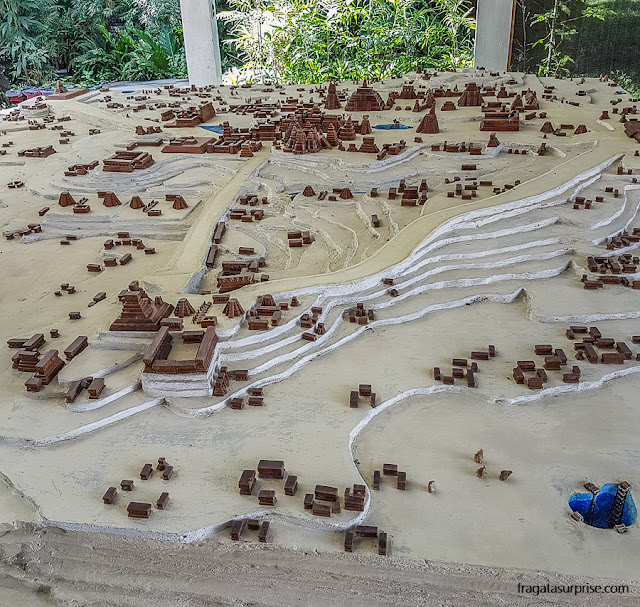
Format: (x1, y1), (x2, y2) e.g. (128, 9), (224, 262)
(109, 282), (174, 331)
(142, 326), (218, 374)
(344, 81), (386, 112)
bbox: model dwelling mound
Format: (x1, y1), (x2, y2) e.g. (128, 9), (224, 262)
(2, 69), (640, 593)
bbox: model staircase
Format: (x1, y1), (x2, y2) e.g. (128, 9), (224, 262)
(608, 481), (630, 528)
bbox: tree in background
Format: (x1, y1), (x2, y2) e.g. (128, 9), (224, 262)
(0, 0), (51, 84)
(512, 0), (639, 87)
(0, 0), (189, 91)
(530, 0), (609, 77)
(219, 0), (475, 84)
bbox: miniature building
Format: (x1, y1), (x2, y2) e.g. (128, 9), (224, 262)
(344, 82), (385, 112)
(109, 283), (174, 331)
(103, 151), (154, 173)
(258, 460), (285, 479)
(142, 326), (218, 374)
(127, 502), (152, 518)
(416, 107), (439, 134)
(457, 82), (483, 106)
(325, 82), (341, 110)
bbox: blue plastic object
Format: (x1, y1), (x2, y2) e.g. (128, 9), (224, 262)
(568, 483), (636, 529)
(374, 123), (409, 130)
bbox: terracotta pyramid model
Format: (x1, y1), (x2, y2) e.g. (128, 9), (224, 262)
(360, 115), (372, 135)
(358, 137), (379, 153)
(109, 281), (174, 331)
(175, 298), (196, 318)
(103, 192), (121, 207)
(172, 195), (188, 210)
(293, 129), (309, 154)
(416, 107), (439, 134)
(338, 116), (356, 141)
(345, 81), (385, 112)
(540, 121), (554, 134)
(524, 89), (539, 110)
(303, 185), (315, 197)
(326, 123), (340, 147)
(58, 192), (75, 207)
(424, 89), (435, 109)
(457, 82), (483, 107)
(130, 196), (144, 209)
(223, 298), (244, 318)
(325, 82), (341, 110)
(510, 94), (524, 111)
(239, 142), (254, 157)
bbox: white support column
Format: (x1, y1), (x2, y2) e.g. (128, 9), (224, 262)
(474, 0), (517, 72)
(180, 0), (222, 86)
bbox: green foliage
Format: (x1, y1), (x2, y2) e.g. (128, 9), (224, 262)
(219, 0), (475, 84)
(0, 0), (51, 83)
(0, 0), (187, 90)
(614, 72), (640, 99)
(516, 0), (615, 78)
(71, 24), (187, 83)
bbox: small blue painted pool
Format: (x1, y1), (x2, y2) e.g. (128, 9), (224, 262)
(374, 123), (409, 130)
(200, 125), (225, 134)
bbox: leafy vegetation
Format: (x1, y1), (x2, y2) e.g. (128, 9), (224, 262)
(219, 0), (476, 84)
(0, 0), (188, 92)
(513, 0), (640, 84)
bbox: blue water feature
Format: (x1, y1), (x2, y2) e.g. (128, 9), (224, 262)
(121, 90), (135, 94)
(568, 483), (637, 529)
(200, 125), (225, 134)
(374, 123), (409, 130)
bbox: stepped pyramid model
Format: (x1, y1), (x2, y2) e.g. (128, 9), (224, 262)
(326, 123), (339, 147)
(261, 294), (276, 307)
(213, 366), (230, 396)
(325, 82), (341, 110)
(359, 137), (379, 153)
(59, 192), (75, 207)
(416, 107), (439, 134)
(345, 81), (385, 112)
(359, 115), (372, 135)
(524, 89), (539, 109)
(338, 117), (356, 141)
(172, 195), (188, 210)
(487, 132), (500, 147)
(130, 196), (144, 209)
(511, 94), (523, 111)
(223, 298), (244, 318)
(457, 82), (483, 107)
(424, 89), (435, 108)
(339, 188), (353, 200)
(174, 298), (195, 318)
(303, 185), (315, 197)
(239, 143), (254, 158)
(109, 282), (174, 331)
(103, 192), (121, 207)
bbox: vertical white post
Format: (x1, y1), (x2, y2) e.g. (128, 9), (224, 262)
(474, 0), (517, 71)
(180, 0), (223, 86)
